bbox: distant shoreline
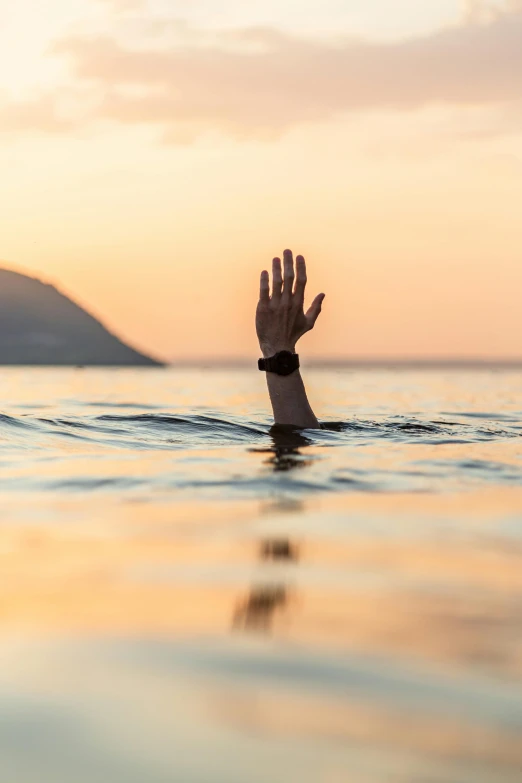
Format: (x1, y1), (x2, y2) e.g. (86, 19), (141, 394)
(166, 358), (522, 370)
(3, 358), (521, 370)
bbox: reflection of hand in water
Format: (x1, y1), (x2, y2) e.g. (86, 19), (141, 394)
(266, 448), (311, 472)
(260, 497), (305, 515)
(270, 425), (313, 450)
(233, 585), (288, 632)
(261, 538), (299, 562)
(249, 425), (314, 473)
(237, 427), (309, 634)
(233, 539), (299, 633)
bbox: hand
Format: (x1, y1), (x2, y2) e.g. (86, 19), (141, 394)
(256, 249), (325, 358)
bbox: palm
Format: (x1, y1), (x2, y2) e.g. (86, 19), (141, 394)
(256, 249), (325, 358)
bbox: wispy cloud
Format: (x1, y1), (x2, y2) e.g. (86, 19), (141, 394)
(464, 0), (522, 21)
(3, 4), (522, 141)
(96, 0), (145, 11)
(0, 94), (72, 132)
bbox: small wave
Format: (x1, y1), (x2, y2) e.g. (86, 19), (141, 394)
(330, 417), (519, 444)
(0, 406), (520, 498)
(0, 410), (518, 451)
(83, 402), (162, 410)
(441, 411), (519, 422)
(95, 413), (269, 443)
(0, 413), (37, 430)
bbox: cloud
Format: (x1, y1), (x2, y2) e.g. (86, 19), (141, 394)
(3, 5), (522, 141)
(96, 0), (145, 11)
(463, 0), (522, 22)
(0, 95), (73, 133)
(58, 10), (522, 137)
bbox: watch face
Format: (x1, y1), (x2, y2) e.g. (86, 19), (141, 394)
(275, 351), (296, 376)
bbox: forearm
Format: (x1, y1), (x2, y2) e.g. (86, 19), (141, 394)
(265, 369), (320, 429)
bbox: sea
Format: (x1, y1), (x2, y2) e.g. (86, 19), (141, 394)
(1, 365), (521, 783)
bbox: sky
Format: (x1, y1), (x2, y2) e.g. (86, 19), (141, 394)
(0, 0), (521, 361)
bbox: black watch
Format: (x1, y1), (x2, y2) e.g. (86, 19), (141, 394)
(258, 351), (300, 377)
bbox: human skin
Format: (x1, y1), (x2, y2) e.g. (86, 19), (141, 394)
(256, 249), (325, 428)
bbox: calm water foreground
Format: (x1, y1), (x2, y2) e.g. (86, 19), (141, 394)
(1, 366), (522, 783)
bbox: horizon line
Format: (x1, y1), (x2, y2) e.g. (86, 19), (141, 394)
(167, 356), (522, 368)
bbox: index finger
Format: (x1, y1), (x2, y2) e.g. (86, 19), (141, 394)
(272, 257), (282, 300)
(259, 270), (270, 302)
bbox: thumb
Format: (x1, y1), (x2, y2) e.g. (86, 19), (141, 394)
(305, 293), (325, 328)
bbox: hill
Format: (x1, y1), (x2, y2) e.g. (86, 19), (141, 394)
(0, 267), (162, 366)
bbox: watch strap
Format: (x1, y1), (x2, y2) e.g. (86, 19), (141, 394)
(258, 351), (300, 376)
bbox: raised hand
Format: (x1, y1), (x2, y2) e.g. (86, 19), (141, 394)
(256, 249), (325, 358)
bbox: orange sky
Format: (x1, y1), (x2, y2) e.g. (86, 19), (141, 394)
(1, 0), (521, 361)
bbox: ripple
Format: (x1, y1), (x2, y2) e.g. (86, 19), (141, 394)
(0, 404), (521, 496)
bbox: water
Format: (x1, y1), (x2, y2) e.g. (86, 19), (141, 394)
(1, 366), (522, 783)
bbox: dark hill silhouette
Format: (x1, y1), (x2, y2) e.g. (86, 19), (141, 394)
(0, 267), (162, 366)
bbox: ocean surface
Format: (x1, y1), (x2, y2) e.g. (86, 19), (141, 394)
(1, 366), (522, 783)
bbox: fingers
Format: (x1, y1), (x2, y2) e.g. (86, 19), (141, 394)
(270, 250), (307, 303)
(305, 293), (326, 328)
(272, 257), (282, 300)
(282, 248), (294, 299)
(294, 255), (307, 302)
(259, 270), (270, 303)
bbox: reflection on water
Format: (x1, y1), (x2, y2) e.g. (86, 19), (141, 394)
(264, 448), (312, 472)
(260, 538), (299, 561)
(250, 426), (314, 472)
(235, 436), (303, 634)
(234, 538), (299, 632)
(1, 367), (522, 783)
(233, 585), (289, 632)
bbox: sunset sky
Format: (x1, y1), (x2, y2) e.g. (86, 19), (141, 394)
(1, 0), (521, 361)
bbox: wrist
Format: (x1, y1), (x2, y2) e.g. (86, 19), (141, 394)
(259, 343), (296, 359)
